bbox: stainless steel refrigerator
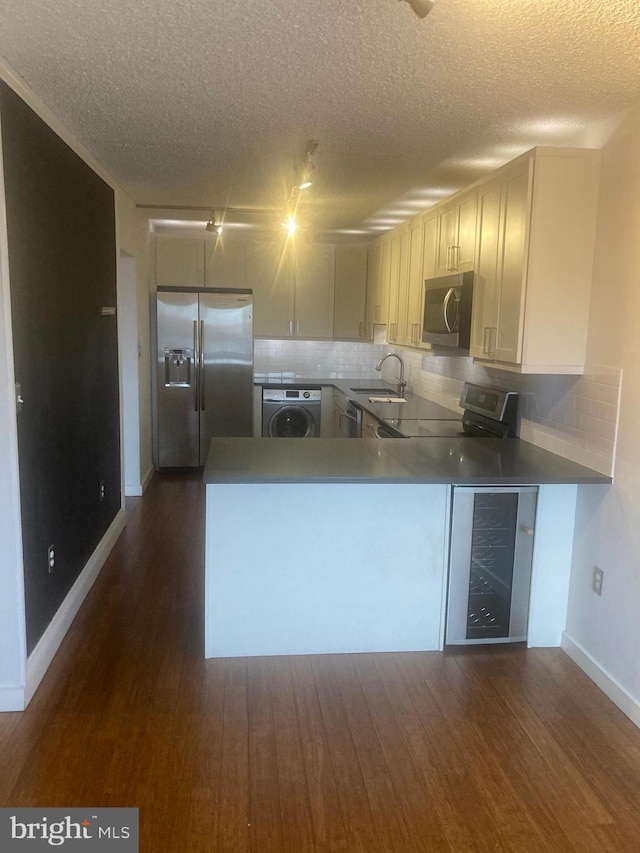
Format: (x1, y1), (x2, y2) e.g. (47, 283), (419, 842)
(156, 287), (253, 467)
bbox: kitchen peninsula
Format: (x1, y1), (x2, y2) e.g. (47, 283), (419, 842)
(203, 416), (610, 660)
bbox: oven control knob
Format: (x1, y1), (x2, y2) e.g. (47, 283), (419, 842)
(303, 391), (310, 398)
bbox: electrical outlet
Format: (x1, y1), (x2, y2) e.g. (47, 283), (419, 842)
(99, 481), (105, 501)
(592, 566), (604, 596)
(47, 545), (55, 573)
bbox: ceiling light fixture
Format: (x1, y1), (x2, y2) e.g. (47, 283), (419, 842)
(205, 212), (223, 236)
(285, 214), (297, 237)
(288, 139), (319, 207)
(399, 0), (435, 19)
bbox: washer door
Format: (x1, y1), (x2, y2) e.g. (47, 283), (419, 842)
(268, 405), (314, 437)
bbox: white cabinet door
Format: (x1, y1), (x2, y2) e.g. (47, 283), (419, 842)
(403, 220), (424, 347)
(387, 235), (402, 343)
(394, 231), (411, 345)
(435, 191), (477, 277)
(435, 204), (458, 277)
(494, 168), (529, 364)
(470, 148), (599, 373)
(294, 243), (335, 338)
(365, 244), (381, 340)
(205, 239), (246, 288)
(156, 237), (205, 288)
(469, 179), (502, 359)
(334, 246), (367, 339)
(376, 241), (391, 324)
(416, 213), (439, 349)
(245, 240), (294, 338)
(457, 193), (478, 272)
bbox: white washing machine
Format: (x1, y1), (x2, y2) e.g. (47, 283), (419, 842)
(262, 388), (322, 437)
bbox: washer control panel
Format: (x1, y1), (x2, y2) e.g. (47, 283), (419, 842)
(262, 388), (322, 403)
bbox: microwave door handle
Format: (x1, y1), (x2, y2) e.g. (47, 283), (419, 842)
(443, 287), (456, 333)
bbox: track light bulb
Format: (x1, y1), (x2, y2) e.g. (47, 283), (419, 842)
(206, 213), (223, 236)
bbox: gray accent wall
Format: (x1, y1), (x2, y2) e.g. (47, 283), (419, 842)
(0, 82), (120, 654)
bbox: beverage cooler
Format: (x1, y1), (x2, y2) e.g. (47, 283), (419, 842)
(445, 487), (538, 645)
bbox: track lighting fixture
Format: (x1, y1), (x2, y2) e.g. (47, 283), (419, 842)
(399, 0), (435, 19)
(288, 139), (319, 207)
(205, 212), (223, 235)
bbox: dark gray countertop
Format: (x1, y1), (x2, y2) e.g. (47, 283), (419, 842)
(257, 377), (462, 423)
(204, 436), (611, 485)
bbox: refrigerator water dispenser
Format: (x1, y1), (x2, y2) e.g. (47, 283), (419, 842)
(164, 347), (193, 387)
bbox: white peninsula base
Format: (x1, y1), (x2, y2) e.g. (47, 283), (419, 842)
(204, 482), (579, 659)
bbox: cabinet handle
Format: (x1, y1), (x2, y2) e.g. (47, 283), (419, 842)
(483, 326), (497, 357)
(446, 246), (451, 271)
(452, 245), (461, 270)
(289, 320), (293, 336)
(359, 322), (364, 338)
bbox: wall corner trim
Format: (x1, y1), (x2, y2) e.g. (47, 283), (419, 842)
(24, 509), (126, 709)
(562, 632), (640, 730)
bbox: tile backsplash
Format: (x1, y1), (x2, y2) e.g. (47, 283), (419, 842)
(255, 339), (621, 477)
(382, 348), (621, 477)
(254, 339), (386, 382)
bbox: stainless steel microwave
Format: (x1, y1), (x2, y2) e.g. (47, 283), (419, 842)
(422, 271), (474, 349)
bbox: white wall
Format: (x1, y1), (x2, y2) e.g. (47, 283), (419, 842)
(563, 105), (640, 722)
(116, 191), (153, 493)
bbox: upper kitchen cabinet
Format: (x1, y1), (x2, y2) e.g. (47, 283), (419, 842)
(294, 243), (336, 338)
(470, 147), (601, 374)
(155, 234), (246, 288)
(387, 231), (409, 345)
(403, 211), (438, 348)
(245, 239), (295, 338)
(333, 245), (367, 339)
(247, 239), (335, 339)
(365, 239), (392, 341)
(204, 238), (246, 288)
(434, 189), (477, 277)
(156, 236), (205, 288)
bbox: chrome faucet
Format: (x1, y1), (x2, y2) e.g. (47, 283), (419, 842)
(375, 352), (407, 397)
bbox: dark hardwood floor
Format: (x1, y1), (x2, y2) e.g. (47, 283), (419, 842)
(2, 473), (640, 851)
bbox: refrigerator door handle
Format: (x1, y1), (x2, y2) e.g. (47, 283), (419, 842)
(199, 319), (205, 411)
(193, 321), (199, 411)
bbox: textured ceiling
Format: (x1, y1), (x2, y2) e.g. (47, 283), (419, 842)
(1, 0), (639, 238)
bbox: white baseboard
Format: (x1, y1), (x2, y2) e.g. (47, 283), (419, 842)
(0, 687), (25, 712)
(562, 632), (640, 729)
(24, 509), (126, 708)
(124, 465), (154, 497)
(141, 465), (154, 493)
